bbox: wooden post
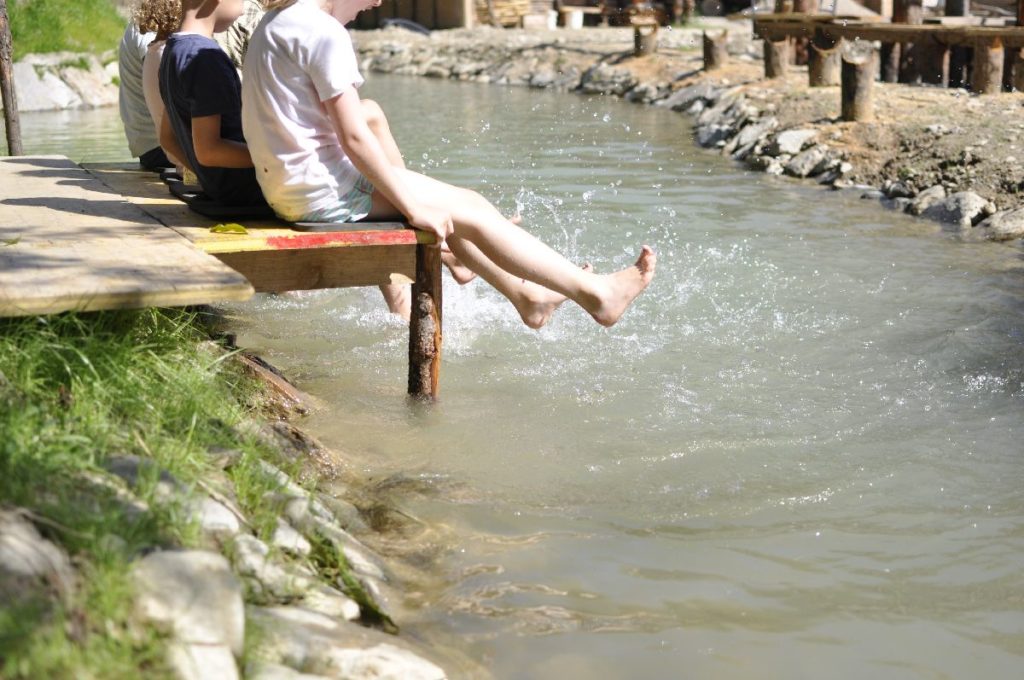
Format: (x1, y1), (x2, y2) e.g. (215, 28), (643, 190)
(633, 20), (658, 57)
(971, 38), (1004, 94)
(893, 0), (924, 84)
(408, 244), (442, 399)
(880, 43), (901, 82)
(947, 0), (971, 88)
(0, 0), (24, 156)
(808, 28), (841, 86)
(918, 39), (950, 86)
(1014, 48), (1024, 92)
(703, 30), (728, 71)
(764, 38), (789, 79)
(842, 52), (876, 122)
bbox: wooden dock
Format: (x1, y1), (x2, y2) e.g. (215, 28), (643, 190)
(0, 156), (443, 398)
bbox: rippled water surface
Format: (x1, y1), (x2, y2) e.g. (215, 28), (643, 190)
(22, 74), (1024, 679)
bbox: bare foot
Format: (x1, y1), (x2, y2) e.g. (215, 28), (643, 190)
(588, 247), (656, 327)
(441, 248), (477, 285)
(514, 263), (593, 330)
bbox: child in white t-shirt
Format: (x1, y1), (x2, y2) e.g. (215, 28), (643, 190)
(242, 0), (655, 330)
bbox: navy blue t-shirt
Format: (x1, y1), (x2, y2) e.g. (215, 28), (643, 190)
(160, 33), (266, 207)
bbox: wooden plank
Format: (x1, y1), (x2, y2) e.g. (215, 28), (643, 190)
(215, 246), (416, 293)
(755, 21), (1024, 49)
(0, 156), (253, 317)
(82, 163), (434, 254)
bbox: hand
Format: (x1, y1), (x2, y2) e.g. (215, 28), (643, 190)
(408, 205), (453, 245)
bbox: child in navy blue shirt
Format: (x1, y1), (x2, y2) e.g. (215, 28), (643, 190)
(159, 0), (266, 207)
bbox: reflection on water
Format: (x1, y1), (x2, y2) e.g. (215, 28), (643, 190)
(23, 79), (1024, 679)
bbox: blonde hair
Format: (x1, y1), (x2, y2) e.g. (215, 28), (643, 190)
(264, 0), (328, 10)
(133, 0), (182, 38)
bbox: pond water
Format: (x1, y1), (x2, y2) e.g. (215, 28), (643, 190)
(16, 74), (1024, 679)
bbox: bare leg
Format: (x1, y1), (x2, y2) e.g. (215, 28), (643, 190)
(366, 171), (655, 328)
(362, 99), (479, 309)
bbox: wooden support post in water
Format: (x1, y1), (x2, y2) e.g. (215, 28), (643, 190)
(633, 20), (658, 57)
(764, 38), (789, 79)
(971, 38), (1004, 94)
(947, 0), (971, 88)
(0, 0), (24, 156)
(842, 52), (876, 122)
(408, 244), (442, 399)
(702, 30), (728, 71)
(808, 29), (841, 87)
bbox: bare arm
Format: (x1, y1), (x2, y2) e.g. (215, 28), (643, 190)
(191, 114), (254, 169)
(160, 114), (193, 173)
(324, 87), (450, 241)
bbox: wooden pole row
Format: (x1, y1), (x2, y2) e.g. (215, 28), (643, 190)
(0, 0), (24, 156)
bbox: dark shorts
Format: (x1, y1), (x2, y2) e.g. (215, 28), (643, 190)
(139, 146), (172, 171)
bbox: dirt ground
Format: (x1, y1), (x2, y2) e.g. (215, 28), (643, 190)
(615, 49), (1024, 210)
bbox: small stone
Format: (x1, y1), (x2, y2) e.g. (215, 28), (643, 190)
(191, 497), (241, 540)
(300, 584), (361, 621)
(696, 125), (731, 147)
(104, 455), (184, 501)
(885, 181), (914, 199)
(231, 535), (312, 598)
(861, 190), (886, 200)
(925, 123), (950, 136)
(272, 518), (311, 557)
(731, 116), (778, 150)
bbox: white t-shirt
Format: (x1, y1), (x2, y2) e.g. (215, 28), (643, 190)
(118, 23), (158, 157)
(241, 0), (366, 221)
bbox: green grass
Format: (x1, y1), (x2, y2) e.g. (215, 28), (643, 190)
(0, 308), (296, 677)
(8, 0), (127, 59)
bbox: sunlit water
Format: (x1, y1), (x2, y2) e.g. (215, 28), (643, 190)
(18, 75), (1024, 679)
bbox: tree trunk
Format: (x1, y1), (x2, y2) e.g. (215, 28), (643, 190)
(0, 0), (23, 156)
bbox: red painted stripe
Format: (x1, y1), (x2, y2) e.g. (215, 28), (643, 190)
(264, 230), (420, 250)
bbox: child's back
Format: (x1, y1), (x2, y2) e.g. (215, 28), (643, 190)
(160, 31), (265, 206)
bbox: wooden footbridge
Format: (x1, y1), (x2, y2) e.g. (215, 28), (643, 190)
(0, 156), (443, 398)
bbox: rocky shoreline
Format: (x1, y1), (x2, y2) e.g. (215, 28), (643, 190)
(1, 328), (472, 679)
(354, 22), (1024, 243)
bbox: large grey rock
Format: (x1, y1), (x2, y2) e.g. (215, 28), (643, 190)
(920, 191), (992, 227)
(0, 510), (75, 604)
(168, 642), (239, 680)
(908, 185), (947, 216)
(696, 124), (731, 147)
(656, 81), (717, 111)
(579, 64), (637, 96)
(249, 606), (446, 680)
(11, 62), (81, 111)
(731, 116), (778, 150)
(247, 662), (332, 680)
(300, 584), (361, 621)
(768, 129), (818, 156)
(59, 56), (117, 107)
(976, 208), (1024, 241)
(785, 145), (831, 178)
(132, 550), (245, 656)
